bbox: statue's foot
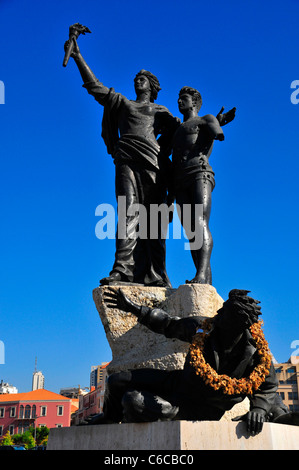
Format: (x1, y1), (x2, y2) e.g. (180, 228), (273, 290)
(186, 277), (210, 285)
(100, 272), (130, 286)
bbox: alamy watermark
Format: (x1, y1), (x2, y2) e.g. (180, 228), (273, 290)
(0, 81), (4, 104)
(290, 80), (299, 104)
(0, 341), (4, 364)
(95, 196), (204, 250)
(290, 340), (299, 364)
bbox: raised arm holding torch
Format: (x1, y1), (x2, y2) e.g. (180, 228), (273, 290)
(63, 23), (91, 67)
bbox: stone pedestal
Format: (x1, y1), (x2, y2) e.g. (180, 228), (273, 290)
(47, 420), (299, 450)
(92, 283), (223, 374)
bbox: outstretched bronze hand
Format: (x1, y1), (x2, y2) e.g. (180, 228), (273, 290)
(103, 288), (141, 316)
(216, 106), (236, 126)
(64, 38), (80, 60)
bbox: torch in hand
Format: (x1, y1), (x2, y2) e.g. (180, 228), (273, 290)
(63, 23), (91, 67)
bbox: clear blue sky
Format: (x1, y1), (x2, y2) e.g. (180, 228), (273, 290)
(1, 0), (298, 393)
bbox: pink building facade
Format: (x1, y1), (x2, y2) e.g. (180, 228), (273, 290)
(72, 362), (109, 425)
(72, 386), (100, 425)
(0, 389), (72, 439)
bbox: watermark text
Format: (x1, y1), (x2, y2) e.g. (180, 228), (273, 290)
(95, 197), (204, 250)
(0, 81), (4, 104)
(290, 80), (299, 104)
(290, 339), (299, 364)
(0, 341), (4, 364)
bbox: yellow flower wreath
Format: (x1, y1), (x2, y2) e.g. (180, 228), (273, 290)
(189, 319), (272, 395)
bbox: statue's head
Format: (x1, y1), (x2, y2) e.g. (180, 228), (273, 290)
(178, 86), (202, 113)
(214, 289), (262, 333)
(134, 70), (161, 102)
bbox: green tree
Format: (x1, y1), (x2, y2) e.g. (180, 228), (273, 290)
(0, 431), (14, 446)
(28, 425), (49, 446)
(12, 430), (35, 449)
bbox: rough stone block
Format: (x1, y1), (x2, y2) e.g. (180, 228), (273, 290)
(92, 283), (223, 374)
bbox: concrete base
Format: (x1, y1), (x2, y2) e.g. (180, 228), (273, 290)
(47, 420), (299, 450)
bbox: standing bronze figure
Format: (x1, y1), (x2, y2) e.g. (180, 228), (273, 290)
(64, 27), (179, 287)
(172, 87), (235, 284)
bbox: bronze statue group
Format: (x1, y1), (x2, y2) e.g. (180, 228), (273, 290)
(64, 27), (298, 435)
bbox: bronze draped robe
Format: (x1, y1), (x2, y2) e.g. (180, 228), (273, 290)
(85, 84), (175, 285)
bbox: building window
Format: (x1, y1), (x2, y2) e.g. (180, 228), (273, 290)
(57, 406), (64, 416)
(0, 426), (3, 436)
(287, 367), (296, 374)
(10, 407), (16, 417)
(23, 421), (30, 432)
(32, 405), (36, 418)
(280, 392), (285, 400)
(286, 378), (297, 384)
(19, 405), (24, 418)
(9, 425), (14, 435)
(275, 367), (282, 373)
(56, 424), (63, 427)
(288, 392), (299, 401)
(24, 405), (31, 419)
(40, 406), (47, 417)
(0, 408), (4, 418)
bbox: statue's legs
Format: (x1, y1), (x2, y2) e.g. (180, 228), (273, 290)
(176, 177), (213, 284)
(83, 367), (228, 425)
(102, 369), (180, 423)
(101, 164), (139, 284)
(133, 170), (171, 287)
(121, 390), (179, 422)
(100, 163), (171, 287)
